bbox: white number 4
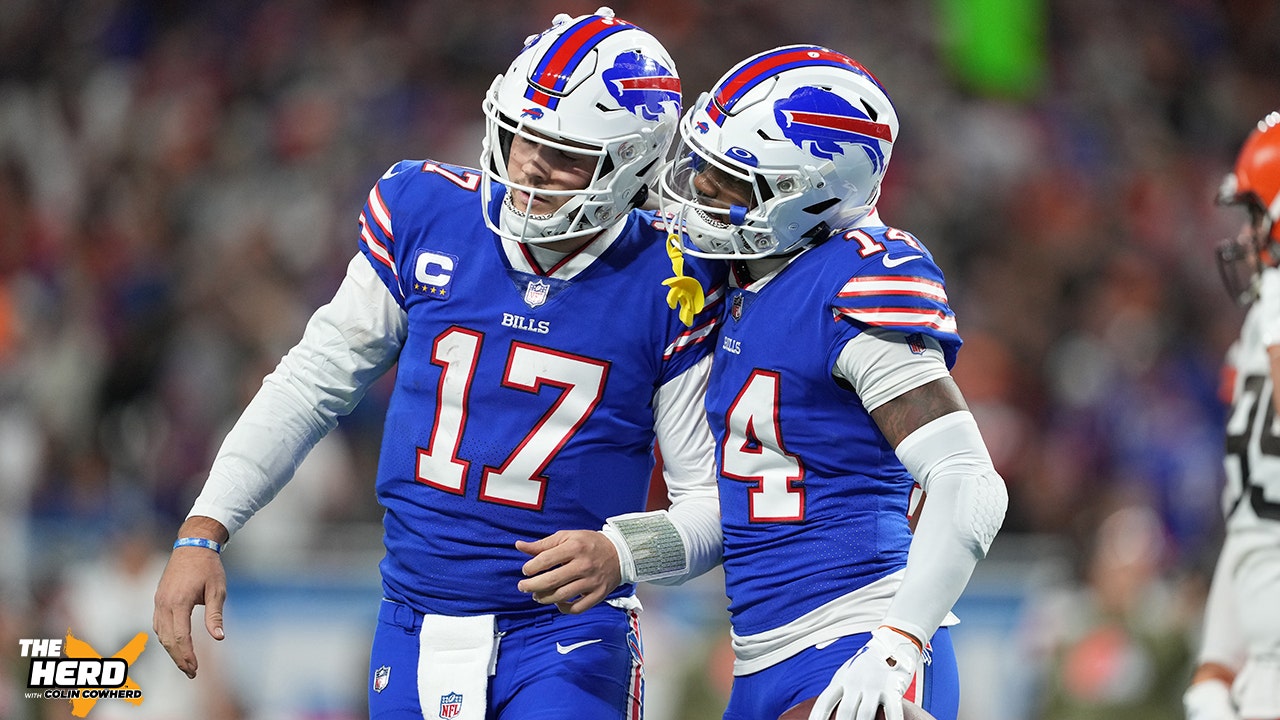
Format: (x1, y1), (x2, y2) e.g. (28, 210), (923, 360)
(722, 370), (805, 522)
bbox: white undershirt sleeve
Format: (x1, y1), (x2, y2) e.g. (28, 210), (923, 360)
(603, 354), (722, 584)
(188, 254), (407, 536)
(833, 328), (949, 411)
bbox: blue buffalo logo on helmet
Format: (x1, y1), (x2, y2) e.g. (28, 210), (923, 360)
(602, 51), (680, 122)
(773, 86), (893, 170)
(521, 107), (545, 120)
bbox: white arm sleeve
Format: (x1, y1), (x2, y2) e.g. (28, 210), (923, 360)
(188, 254), (407, 536)
(1198, 533), (1247, 669)
(603, 354), (722, 584)
(882, 411), (1009, 645)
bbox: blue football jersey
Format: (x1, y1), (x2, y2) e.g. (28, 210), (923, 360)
(708, 224), (961, 637)
(356, 159), (723, 616)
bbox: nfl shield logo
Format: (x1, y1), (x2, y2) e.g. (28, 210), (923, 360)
(373, 666), (390, 693)
(905, 332), (927, 355)
(730, 292), (744, 321)
(524, 279), (549, 308)
(439, 692), (463, 719)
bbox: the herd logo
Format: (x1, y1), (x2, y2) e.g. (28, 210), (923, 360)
(520, 107), (545, 120)
(774, 86), (892, 170)
(602, 51), (680, 122)
(21, 631), (147, 717)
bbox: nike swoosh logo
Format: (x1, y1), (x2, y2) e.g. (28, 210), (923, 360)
(555, 639), (603, 655)
(882, 254), (922, 268)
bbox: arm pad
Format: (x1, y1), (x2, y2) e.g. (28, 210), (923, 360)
(882, 411), (1009, 645)
(603, 355), (722, 584)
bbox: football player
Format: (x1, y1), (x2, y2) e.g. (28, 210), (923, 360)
(152, 9), (726, 719)
(1184, 111), (1280, 720)
(657, 46), (1008, 720)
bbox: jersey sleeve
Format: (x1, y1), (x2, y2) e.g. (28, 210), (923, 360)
(830, 256), (962, 369)
(356, 161), (415, 306)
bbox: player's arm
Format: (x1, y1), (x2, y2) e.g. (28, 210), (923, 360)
(1258, 268), (1280, 411)
(1184, 534), (1245, 719)
(607, 352), (722, 584)
(154, 254), (406, 677)
(812, 329), (1008, 720)
(517, 354), (721, 612)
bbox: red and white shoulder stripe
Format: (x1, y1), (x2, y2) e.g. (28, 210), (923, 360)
(359, 182), (397, 274)
(833, 274), (956, 335)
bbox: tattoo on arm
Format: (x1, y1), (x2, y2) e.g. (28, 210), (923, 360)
(870, 377), (968, 447)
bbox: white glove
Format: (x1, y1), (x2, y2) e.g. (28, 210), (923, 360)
(810, 626), (922, 720)
(1257, 266), (1280, 347)
(1183, 679), (1239, 720)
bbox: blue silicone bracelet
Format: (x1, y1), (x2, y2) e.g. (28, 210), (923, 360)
(173, 537), (224, 553)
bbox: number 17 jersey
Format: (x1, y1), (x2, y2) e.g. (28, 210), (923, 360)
(358, 160), (723, 617)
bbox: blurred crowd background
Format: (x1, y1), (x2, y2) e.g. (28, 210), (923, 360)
(1, 0), (1278, 718)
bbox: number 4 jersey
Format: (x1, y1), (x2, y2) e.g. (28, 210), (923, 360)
(359, 160), (723, 616)
(707, 222), (962, 643)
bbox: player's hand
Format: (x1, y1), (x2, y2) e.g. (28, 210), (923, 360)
(153, 530), (228, 679)
(1183, 679), (1238, 720)
(811, 626), (921, 720)
(516, 530), (622, 614)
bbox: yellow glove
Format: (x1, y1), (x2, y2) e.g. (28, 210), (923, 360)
(661, 232), (705, 327)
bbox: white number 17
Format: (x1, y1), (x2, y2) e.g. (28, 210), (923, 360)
(415, 327), (609, 509)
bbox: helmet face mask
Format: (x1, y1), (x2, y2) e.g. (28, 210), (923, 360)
(659, 45), (898, 259)
(1216, 201), (1274, 305)
(480, 10), (681, 245)
(1216, 111), (1280, 304)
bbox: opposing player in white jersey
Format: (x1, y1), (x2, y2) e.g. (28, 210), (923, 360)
(658, 46), (1008, 720)
(153, 9), (726, 719)
(1184, 112), (1280, 720)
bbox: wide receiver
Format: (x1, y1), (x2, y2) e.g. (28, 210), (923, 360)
(658, 46), (1007, 720)
(1184, 111), (1280, 720)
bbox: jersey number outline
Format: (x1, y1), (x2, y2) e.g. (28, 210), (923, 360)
(1224, 374), (1280, 520)
(721, 369), (806, 522)
(421, 161), (482, 191)
(415, 327), (609, 509)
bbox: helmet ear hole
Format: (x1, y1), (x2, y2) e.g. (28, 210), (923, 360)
(630, 184), (650, 209)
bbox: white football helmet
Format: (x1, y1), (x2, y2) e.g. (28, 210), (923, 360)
(659, 45), (898, 259)
(481, 7), (681, 244)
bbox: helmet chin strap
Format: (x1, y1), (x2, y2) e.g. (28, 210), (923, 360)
(500, 189), (592, 244)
